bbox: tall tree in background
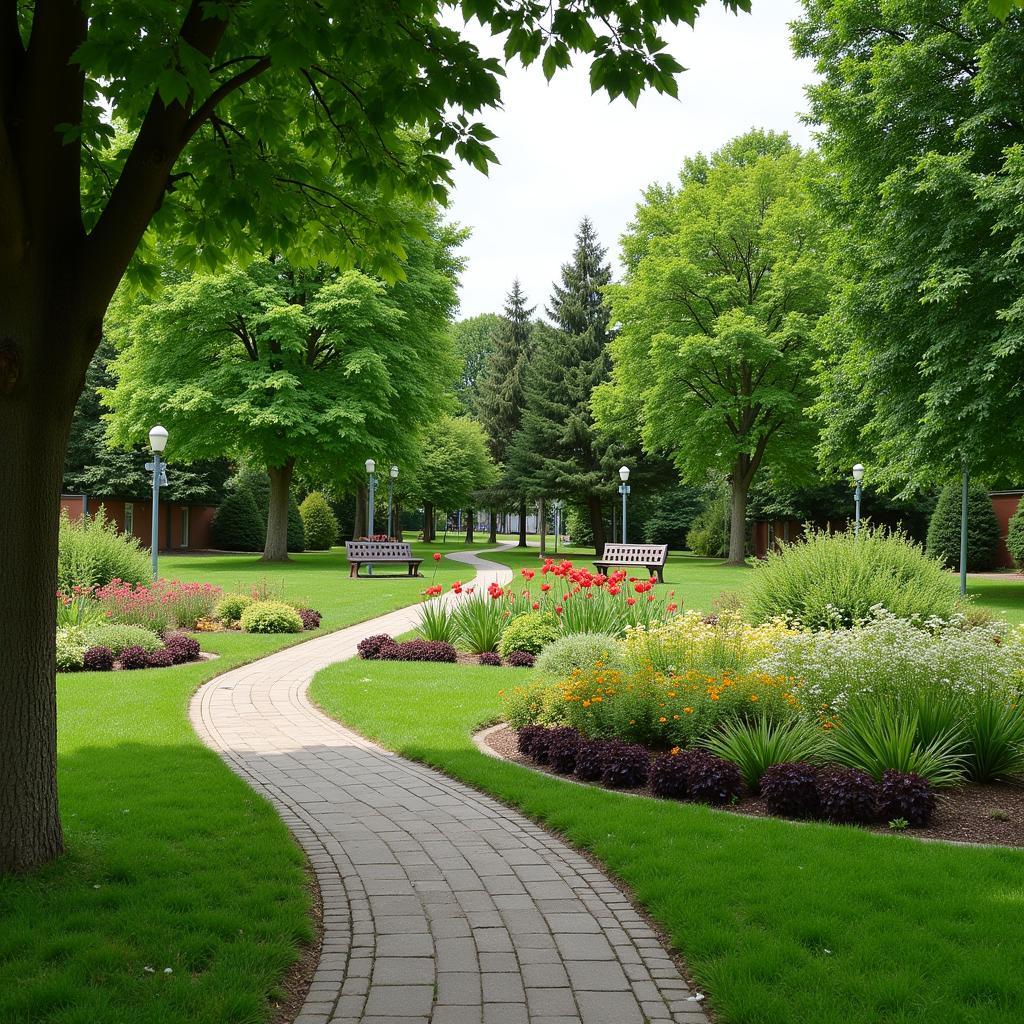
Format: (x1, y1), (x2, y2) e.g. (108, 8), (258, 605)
(476, 280), (535, 546)
(794, 2), (1024, 490)
(512, 218), (614, 554)
(598, 131), (833, 564)
(451, 313), (502, 415)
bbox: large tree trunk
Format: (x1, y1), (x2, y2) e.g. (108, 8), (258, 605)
(488, 508), (497, 545)
(517, 497), (528, 548)
(354, 483), (367, 539)
(465, 508), (474, 545)
(588, 494), (607, 556)
(423, 501), (435, 542)
(263, 459), (294, 561)
(727, 477), (749, 566)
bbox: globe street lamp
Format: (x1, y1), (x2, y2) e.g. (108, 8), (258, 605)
(387, 464), (399, 539)
(852, 463), (865, 537)
(618, 465), (631, 544)
(552, 499), (563, 555)
(147, 425), (168, 580)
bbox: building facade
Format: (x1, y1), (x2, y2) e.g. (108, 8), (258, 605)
(61, 494), (217, 552)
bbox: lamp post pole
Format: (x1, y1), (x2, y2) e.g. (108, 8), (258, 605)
(365, 458), (377, 575)
(387, 465), (398, 539)
(147, 425), (168, 581)
(852, 463), (864, 537)
(618, 466), (631, 544)
(960, 463), (969, 597)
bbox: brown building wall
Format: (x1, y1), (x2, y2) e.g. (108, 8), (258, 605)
(60, 495), (217, 552)
(991, 492), (1022, 570)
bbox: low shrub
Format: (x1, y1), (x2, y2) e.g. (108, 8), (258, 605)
(534, 633), (625, 676)
(240, 601), (304, 634)
(119, 645), (151, 670)
(146, 648), (175, 668)
(600, 741), (651, 789)
(702, 718), (827, 791)
(506, 650), (535, 669)
(574, 738), (610, 781)
(746, 525), (961, 629)
(760, 762), (821, 818)
(817, 766), (879, 824)
(479, 652), (502, 667)
(58, 507), (151, 591)
(163, 632), (201, 664)
(82, 623), (163, 656)
(649, 752), (690, 800)
(1007, 502), (1024, 571)
(56, 627), (88, 672)
(298, 608), (322, 631)
(215, 593), (254, 624)
(498, 613), (560, 658)
(82, 645), (115, 672)
(357, 634), (394, 660)
(879, 770), (935, 827)
(686, 751), (742, 805)
(395, 639), (458, 663)
(501, 682), (567, 729)
(529, 727), (556, 765)
(299, 491), (339, 550)
(546, 727), (583, 774)
(515, 724), (547, 759)
(376, 640), (405, 661)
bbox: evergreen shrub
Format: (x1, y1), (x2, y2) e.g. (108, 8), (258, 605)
(299, 491), (339, 550)
(240, 601), (303, 634)
(926, 481), (1000, 572)
(212, 491), (265, 551)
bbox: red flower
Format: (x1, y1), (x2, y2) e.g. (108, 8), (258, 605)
(540, 583), (551, 592)
(627, 597), (636, 606)
(554, 605), (563, 615)
(667, 602), (678, 612)
(521, 568), (536, 581)
(433, 552), (442, 562)
(532, 602), (540, 611)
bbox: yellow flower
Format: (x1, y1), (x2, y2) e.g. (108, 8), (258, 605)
(750, 694), (759, 702)
(658, 716), (667, 723)
(670, 746), (681, 755)
(684, 707), (694, 714)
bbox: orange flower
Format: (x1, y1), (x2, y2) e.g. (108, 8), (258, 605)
(658, 716), (667, 723)
(684, 707), (694, 714)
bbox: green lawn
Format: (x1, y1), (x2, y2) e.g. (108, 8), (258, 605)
(0, 538), (479, 1024)
(310, 657), (1024, 1024)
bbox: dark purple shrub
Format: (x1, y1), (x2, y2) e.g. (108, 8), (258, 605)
(649, 752), (690, 800)
(479, 652), (502, 666)
(119, 645), (150, 670)
(299, 608), (322, 630)
(546, 727), (582, 774)
(761, 762), (821, 819)
(600, 741), (651, 789)
(82, 646), (115, 672)
(163, 632), (201, 664)
(397, 639), (458, 663)
(146, 648), (175, 668)
(817, 767), (879, 824)
(879, 770), (935, 827)
(516, 724), (547, 758)
(357, 634), (394, 660)
(506, 650), (535, 668)
(529, 727), (557, 764)
(376, 640), (405, 661)
(686, 751), (742, 805)
(574, 738), (610, 781)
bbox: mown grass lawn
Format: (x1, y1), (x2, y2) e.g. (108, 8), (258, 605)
(0, 538), (478, 1024)
(310, 657), (1024, 1024)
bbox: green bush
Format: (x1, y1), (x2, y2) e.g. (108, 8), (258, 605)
(299, 491), (339, 550)
(82, 623), (163, 655)
(498, 613), (560, 657)
(702, 718), (828, 790)
(240, 600), (303, 634)
(214, 593), (254, 624)
(926, 481), (1000, 572)
(453, 593), (506, 653)
(56, 627), (89, 672)
(212, 491), (265, 551)
(1006, 501), (1024, 571)
(534, 633), (625, 676)
(57, 507), (151, 591)
(746, 526), (961, 628)
(686, 499), (727, 558)
(287, 497), (305, 552)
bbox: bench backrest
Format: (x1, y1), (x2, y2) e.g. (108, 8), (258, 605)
(345, 540), (414, 561)
(599, 543), (668, 566)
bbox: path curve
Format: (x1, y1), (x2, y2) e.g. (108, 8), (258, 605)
(191, 546), (708, 1024)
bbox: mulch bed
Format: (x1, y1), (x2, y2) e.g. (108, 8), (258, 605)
(483, 724), (1024, 849)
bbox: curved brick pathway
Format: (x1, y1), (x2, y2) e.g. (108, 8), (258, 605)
(191, 547), (708, 1024)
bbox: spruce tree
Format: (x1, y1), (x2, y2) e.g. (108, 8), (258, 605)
(511, 218), (615, 553)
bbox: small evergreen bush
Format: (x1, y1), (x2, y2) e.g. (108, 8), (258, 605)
(686, 498), (727, 558)
(534, 633), (625, 677)
(299, 491), (339, 550)
(215, 593), (254, 624)
(56, 627), (89, 671)
(57, 507), (151, 591)
(239, 601), (303, 634)
(498, 613), (560, 657)
(212, 491), (265, 551)
(287, 497), (305, 552)
(926, 481), (1000, 572)
(1007, 501), (1024, 571)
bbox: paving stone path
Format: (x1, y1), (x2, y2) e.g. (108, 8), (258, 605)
(191, 547), (708, 1024)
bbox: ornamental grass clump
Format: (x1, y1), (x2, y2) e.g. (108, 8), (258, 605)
(600, 741), (651, 789)
(417, 599), (458, 645)
(760, 762), (821, 819)
(702, 718), (828, 791)
(817, 766), (879, 824)
(649, 751), (690, 799)
(453, 590), (507, 653)
(961, 692), (1024, 782)
(746, 525), (961, 629)
(879, 770), (935, 827)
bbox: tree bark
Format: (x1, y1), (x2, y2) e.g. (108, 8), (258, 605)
(423, 501), (435, 542)
(727, 477), (749, 566)
(262, 459), (294, 561)
(517, 497), (528, 548)
(465, 508), (474, 545)
(488, 508), (497, 545)
(588, 494), (607, 556)
(354, 483), (367, 539)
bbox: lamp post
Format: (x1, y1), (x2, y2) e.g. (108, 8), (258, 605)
(852, 463), (865, 537)
(960, 463), (969, 597)
(365, 458), (377, 575)
(552, 499), (562, 556)
(387, 465), (398, 539)
(618, 466), (631, 544)
(147, 425), (168, 580)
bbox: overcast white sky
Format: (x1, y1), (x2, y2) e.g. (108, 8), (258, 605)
(448, 1), (816, 319)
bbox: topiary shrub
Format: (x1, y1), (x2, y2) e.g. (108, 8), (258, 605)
(926, 481), (1000, 573)
(239, 600), (303, 634)
(479, 652), (502, 667)
(163, 632), (201, 664)
(119, 645), (150, 670)
(298, 608), (322, 630)
(82, 645), (115, 672)
(396, 639), (458, 663)
(817, 766), (879, 824)
(287, 496), (305, 553)
(498, 613), (560, 657)
(534, 633), (625, 676)
(686, 751), (742, 805)
(574, 738), (610, 781)
(546, 727), (582, 774)
(299, 491), (339, 550)
(146, 648), (175, 668)
(746, 526), (961, 628)
(506, 650), (535, 669)
(760, 762), (821, 818)
(82, 623), (163, 656)
(212, 491), (265, 551)
(649, 752), (690, 800)
(600, 741), (651, 789)
(215, 592), (254, 624)
(1007, 501), (1024, 572)
(878, 770), (935, 827)
(58, 507), (151, 591)
(357, 634), (394, 660)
